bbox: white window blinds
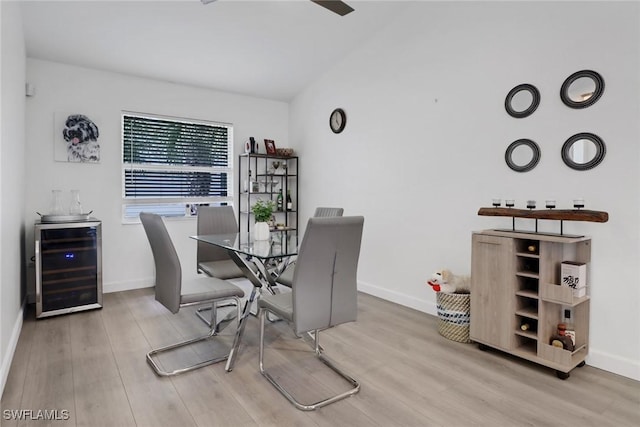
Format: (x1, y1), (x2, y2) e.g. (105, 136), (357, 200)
(122, 113), (233, 220)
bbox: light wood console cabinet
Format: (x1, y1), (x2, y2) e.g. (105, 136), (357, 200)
(470, 230), (591, 379)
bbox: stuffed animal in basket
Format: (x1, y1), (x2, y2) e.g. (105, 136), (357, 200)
(427, 269), (471, 294)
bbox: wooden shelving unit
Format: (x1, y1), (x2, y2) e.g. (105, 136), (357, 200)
(470, 229), (591, 379)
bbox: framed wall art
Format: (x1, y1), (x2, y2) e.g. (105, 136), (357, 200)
(54, 113), (101, 163)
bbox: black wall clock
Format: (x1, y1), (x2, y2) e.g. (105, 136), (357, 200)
(330, 108), (346, 134)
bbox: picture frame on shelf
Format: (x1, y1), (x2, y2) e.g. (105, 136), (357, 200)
(264, 139), (276, 155)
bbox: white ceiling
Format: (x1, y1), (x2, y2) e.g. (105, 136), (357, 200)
(20, 0), (411, 101)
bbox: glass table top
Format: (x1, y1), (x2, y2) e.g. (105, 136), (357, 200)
(190, 231), (298, 260)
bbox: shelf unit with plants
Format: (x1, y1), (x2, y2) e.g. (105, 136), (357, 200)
(237, 153), (298, 236)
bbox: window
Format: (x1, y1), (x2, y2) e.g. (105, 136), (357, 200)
(122, 112), (233, 221)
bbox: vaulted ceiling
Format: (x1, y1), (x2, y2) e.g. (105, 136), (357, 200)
(21, 0), (411, 101)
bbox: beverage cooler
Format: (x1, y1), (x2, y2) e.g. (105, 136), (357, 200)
(35, 220), (102, 318)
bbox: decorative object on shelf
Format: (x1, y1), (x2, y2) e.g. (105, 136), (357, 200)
(561, 132), (606, 171)
(275, 148), (294, 157)
(560, 69), (604, 109)
(492, 198), (501, 207)
(550, 323), (575, 351)
(50, 189), (64, 215)
(286, 189), (293, 211)
(264, 139), (276, 155)
(527, 200), (536, 209)
(276, 189), (284, 212)
(561, 261), (587, 297)
(505, 199), (515, 208)
(545, 200), (556, 209)
(477, 206), (609, 236)
(478, 206), (608, 222)
(55, 112), (101, 163)
(330, 108), (347, 134)
(251, 199), (275, 240)
(505, 83), (540, 118)
(505, 139), (541, 172)
(245, 137), (258, 154)
(69, 190), (83, 214)
(573, 199), (585, 209)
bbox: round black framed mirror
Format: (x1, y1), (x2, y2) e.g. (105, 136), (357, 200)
(505, 84), (540, 118)
(561, 132), (606, 171)
(560, 70), (604, 109)
(505, 139), (541, 172)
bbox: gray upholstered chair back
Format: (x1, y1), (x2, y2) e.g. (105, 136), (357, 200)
(197, 206), (238, 264)
(292, 216), (364, 335)
(140, 212), (182, 314)
(313, 207), (344, 217)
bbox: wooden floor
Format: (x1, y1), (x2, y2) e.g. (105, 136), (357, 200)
(2, 287), (639, 427)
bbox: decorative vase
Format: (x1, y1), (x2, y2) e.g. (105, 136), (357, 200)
(254, 221), (270, 240)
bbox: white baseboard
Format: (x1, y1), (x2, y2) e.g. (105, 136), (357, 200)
(103, 278), (154, 294)
(1, 302), (25, 399)
(358, 280), (438, 317)
(357, 280), (640, 382)
(587, 348), (640, 381)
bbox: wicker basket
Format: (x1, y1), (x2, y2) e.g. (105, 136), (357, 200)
(436, 292), (471, 343)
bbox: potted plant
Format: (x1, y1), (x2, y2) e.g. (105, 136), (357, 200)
(251, 199), (275, 240)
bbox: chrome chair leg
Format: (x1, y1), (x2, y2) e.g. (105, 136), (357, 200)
(146, 296), (241, 377)
(258, 308), (360, 411)
(196, 301), (238, 327)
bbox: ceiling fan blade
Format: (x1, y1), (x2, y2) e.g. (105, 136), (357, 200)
(311, 1), (354, 16)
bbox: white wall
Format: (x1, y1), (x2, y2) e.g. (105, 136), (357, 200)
(290, 1), (640, 380)
(24, 59), (289, 294)
(0, 1), (27, 395)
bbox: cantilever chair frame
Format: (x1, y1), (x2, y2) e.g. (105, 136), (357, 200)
(258, 215), (363, 411)
(258, 309), (360, 411)
(140, 212), (243, 377)
(147, 295), (242, 377)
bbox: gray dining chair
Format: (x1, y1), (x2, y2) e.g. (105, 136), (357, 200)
(258, 216), (364, 411)
(195, 206), (248, 326)
(275, 207), (344, 287)
(197, 206), (245, 279)
(140, 212), (244, 377)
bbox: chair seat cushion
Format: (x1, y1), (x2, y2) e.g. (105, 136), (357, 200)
(181, 276), (244, 305)
(198, 259), (246, 280)
(257, 292), (293, 322)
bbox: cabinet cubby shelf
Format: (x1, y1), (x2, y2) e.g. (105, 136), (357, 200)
(515, 290), (539, 299)
(516, 252), (540, 258)
(515, 308), (538, 319)
(515, 330), (538, 340)
(516, 271), (539, 279)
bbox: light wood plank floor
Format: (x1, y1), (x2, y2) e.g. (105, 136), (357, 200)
(2, 288), (639, 426)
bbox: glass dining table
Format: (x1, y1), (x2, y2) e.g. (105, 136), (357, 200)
(190, 231), (298, 372)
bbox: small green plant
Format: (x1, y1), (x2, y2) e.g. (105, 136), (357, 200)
(251, 199), (275, 223)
